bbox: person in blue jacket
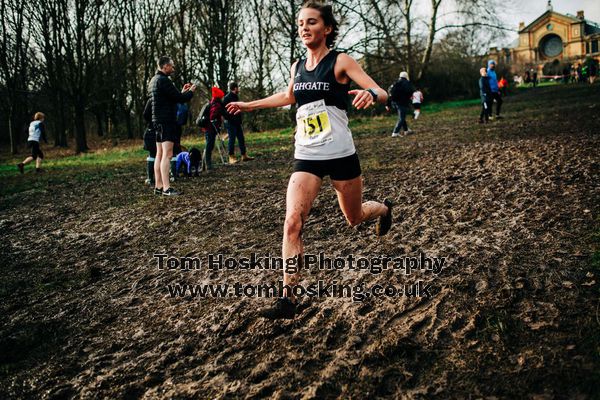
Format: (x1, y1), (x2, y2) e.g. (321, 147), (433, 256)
(487, 60), (503, 119)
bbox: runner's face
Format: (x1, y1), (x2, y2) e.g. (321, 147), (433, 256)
(297, 8), (331, 48)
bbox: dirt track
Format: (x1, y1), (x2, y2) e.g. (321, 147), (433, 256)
(1, 84), (599, 399)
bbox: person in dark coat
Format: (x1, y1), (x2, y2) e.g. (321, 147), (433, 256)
(487, 60), (503, 118)
(147, 56), (196, 196)
(589, 60), (597, 85)
(223, 82), (254, 164)
(204, 86), (225, 171)
(479, 67), (492, 123)
(386, 71), (415, 137)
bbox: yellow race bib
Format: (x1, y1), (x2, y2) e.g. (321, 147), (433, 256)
(296, 100), (333, 147)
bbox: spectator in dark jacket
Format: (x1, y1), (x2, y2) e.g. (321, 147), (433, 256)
(147, 56), (195, 196)
(204, 86), (225, 171)
(223, 82), (254, 164)
(589, 60), (597, 84)
(387, 71), (415, 137)
(487, 60), (503, 118)
(479, 68), (492, 123)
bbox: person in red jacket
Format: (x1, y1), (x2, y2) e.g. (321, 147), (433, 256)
(498, 76), (508, 96)
(204, 86), (225, 170)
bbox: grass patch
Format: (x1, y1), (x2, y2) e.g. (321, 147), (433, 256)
(0, 146), (145, 179)
(421, 98), (481, 114)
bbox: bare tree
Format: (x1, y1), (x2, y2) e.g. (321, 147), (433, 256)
(0, 0), (33, 154)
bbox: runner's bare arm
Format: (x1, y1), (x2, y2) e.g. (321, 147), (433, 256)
(337, 53), (388, 110)
(226, 62), (298, 115)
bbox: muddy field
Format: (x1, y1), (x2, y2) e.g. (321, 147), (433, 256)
(1, 84), (599, 399)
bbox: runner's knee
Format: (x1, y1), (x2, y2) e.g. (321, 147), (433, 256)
(284, 214), (303, 238)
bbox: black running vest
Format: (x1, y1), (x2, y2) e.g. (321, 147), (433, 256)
(293, 50), (350, 111)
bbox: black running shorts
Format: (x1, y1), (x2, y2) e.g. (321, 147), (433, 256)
(293, 153), (361, 181)
(155, 123), (177, 143)
(28, 141), (44, 160)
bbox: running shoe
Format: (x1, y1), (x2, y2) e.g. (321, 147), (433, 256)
(259, 297), (297, 319)
(17, 163), (24, 174)
(162, 188), (181, 196)
(376, 199), (394, 236)
(391, 132), (401, 138)
(154, 188), (163, 195)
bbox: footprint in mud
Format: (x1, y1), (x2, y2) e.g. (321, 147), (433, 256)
(248, 361), (274, 384)
(357, 302), (373, 316)
(296, 304), (319, 322)
(46, 384), (77, 400)
(302, 380), (342, 400)
(246, 384), (278, 399)
(408, 315), (432, 336)
(122, 384), (146, 400)
(325, 320), (351, 350)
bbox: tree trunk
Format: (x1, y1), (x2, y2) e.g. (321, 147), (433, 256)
(74, 102), (88, 153)
(9, 106), (16, 155)
(403, 0), (413, 77)
(57, 94), (68, 147)
(96, 112), (104, 137)
(418, 0), (442, 82)
(126, 112), (133, 139)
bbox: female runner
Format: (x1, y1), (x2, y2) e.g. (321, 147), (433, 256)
(226, 1), (393, 319)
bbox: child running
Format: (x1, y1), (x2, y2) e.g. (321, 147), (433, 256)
(412, 88), (423, 119)
(17, 112), (48, 174)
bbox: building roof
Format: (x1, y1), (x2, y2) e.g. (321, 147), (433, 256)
(582, 21), (600, 35)
(519, 11), (581, 33)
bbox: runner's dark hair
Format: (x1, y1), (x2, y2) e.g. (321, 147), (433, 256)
(301, 2), (339, 48)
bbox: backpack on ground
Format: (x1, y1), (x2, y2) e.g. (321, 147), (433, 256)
(196, 102), (211, 128)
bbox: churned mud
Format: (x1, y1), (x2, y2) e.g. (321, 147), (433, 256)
(1, 84), (599, 399)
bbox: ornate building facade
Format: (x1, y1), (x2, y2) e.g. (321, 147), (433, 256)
(489, 1), (600, 71)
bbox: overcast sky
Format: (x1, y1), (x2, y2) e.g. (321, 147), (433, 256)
(500, 0), (600, 46)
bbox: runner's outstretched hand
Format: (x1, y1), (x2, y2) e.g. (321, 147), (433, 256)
(349, 89), (375, 110)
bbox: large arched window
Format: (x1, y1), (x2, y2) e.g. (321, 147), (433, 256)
(540, 34), (563, 58)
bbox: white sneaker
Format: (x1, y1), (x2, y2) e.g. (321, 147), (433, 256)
(391, 132), (400, 137)
(406, 129), (414, 135)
